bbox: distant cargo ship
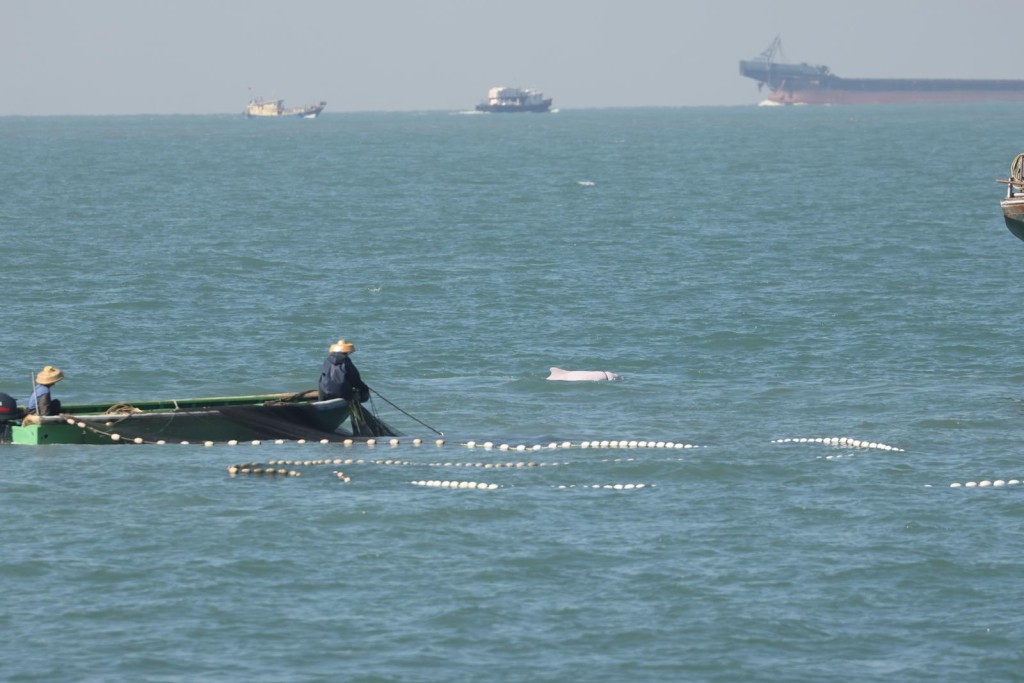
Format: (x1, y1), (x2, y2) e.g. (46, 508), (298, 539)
(740, 37), (1024, 105)
(244, 96), (326, 118)
(476, 87), (552, 113)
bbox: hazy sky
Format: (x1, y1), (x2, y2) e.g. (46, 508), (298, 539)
(3, 0), (1019, 115)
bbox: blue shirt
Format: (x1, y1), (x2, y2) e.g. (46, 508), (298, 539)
(27, 384), (50, 412)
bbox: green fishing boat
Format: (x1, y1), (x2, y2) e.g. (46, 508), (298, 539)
(0, 390), (397, 445)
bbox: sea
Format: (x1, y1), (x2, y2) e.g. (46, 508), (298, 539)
(2, 104), (1024, 682)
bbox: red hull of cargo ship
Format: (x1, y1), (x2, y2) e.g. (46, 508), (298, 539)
(742, 38), (1024, 106)
(765, 88), (1024, 105)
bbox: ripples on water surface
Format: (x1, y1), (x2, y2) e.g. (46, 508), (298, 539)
(2, 106), (1024, 681)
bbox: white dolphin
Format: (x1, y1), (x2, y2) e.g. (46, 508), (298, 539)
(546, 367), (621, 382)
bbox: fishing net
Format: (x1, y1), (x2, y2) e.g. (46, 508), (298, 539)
(215, 401), (399, 442)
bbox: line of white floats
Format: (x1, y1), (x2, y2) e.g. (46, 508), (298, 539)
(99, 432), (906, 453)
(412, 480), (501, 489)
(410, 480), (653, 490)
(227, 464), (301, 477)
(949, 480), (1021, 488)
(463, 440), (699, 450)
(260, 457), (672, 468)
(105, 436), (699, 449)
(169, 437), (444, 447)
(556, 483), (652, 490)
(265, 458), (565, 468)
(226, 459), (654, 491)
(772, 436), (903, 451)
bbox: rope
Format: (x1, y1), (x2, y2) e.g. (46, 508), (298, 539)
(104, 403), (141, 415)
(277, 389), (319, 403)
(1012, 153), (1024, 184)
(368, 386), (444, 436)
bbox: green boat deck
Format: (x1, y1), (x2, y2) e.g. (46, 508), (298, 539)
(55, 391), (311, 415)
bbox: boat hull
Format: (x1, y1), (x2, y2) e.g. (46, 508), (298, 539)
(1001, 196), (1024, 242)
(475, 99), (552, 113)
(760, 87), (1024, 106)
(14, 423), (129, 445)
(3, 392), (396, 445)
(244, 101), (326, 118)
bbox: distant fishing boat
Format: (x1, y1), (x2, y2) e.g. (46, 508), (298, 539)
(997, 153), (1024, 242)
(475, 87), (552, 113)
(244, 96), (326, 119)
(0, 390), (396, 445)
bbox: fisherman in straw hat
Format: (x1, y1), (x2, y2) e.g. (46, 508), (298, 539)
(28, 365), (64, 416)
(318, 340), (370, 403)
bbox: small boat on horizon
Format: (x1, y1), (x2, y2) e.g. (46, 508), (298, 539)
(0, 390), (396, 445)
(997, 153), (1024, 242)
(244, 96), (326, 119)
(475, 86), (552, 113)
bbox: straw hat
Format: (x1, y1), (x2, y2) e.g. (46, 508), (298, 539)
(36, 365), (64, 385)
(329, 340), (356, 354)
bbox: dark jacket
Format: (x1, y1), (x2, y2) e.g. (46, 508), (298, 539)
(318, 352), (369, 402)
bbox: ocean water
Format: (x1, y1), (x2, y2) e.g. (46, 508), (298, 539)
(2, 105), (1024, 682)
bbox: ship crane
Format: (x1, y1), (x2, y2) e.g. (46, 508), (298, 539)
(751, 36), (787, 91)
(758, 35), (785, 65)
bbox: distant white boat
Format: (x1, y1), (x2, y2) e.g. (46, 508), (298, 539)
(244, 96), (326, 118)
(475, 86), (552, 113)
